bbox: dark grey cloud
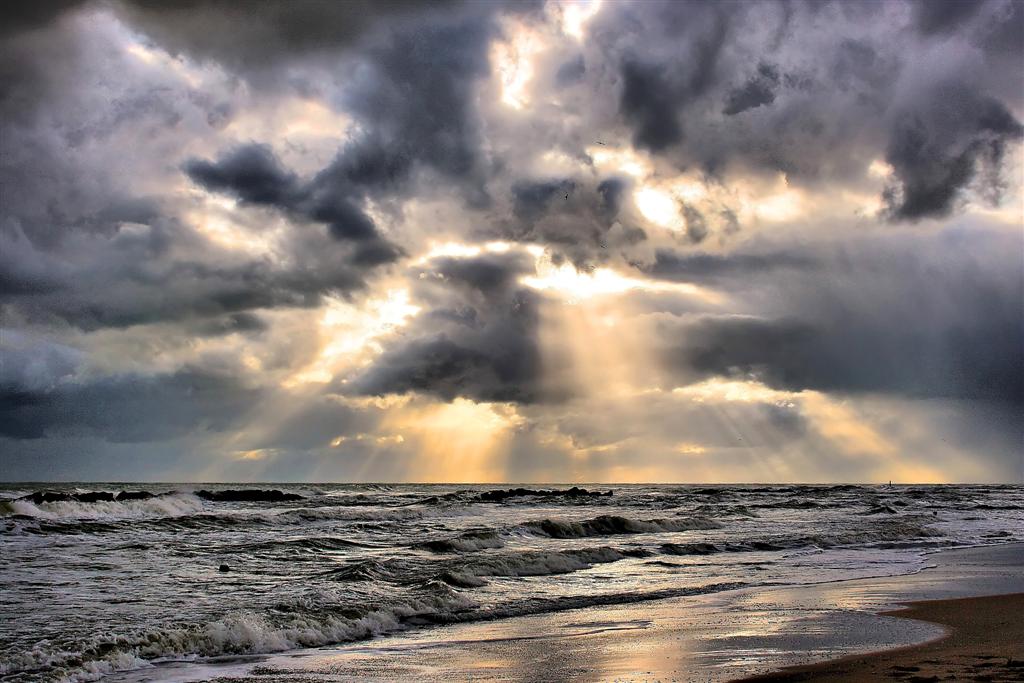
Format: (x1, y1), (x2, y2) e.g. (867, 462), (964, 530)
(830, 39), (884, 92)
(0, 25), (165, 249)
(912, 0), (987, 36)
(352, 251), (552, 404)
(670, 310), (1022, 405)
(0, 334), (82, 394)
(0, 11), (385, 334)
(974, 1), (1023, 61)
(0, 0), (88, 37)
(512, 179), (578, 222)
(1, 0), (505, 335)
(355, 337), (530, 403)
(882, 86), (1023, 220)
(619, 58), (683, 152)
(430, 251), (534, 295)
(0, 218), (372, 331)
(0, 367), (260, 441)
(337, 13), (496, 189)
(596, 178), (627, 218)
(719, 208), (741, 234)
(654, 228), (1024, 405)
(114, 0), (456, 74)
(555, 54), (586, 86)
(184, 144), (301, 207)
(490, 176), (643, 267)
(723, 63), (780, 116)
(638, 247), (815, 285)
(681, 204), (708, 244)
(1, 0), (1021, 480)
(185, 143), (396, 247)
(611, 1), (731, 153)
(195, 312), (268, 337)
(592, 0), (1022, 219)
(185, 10), (502, 255)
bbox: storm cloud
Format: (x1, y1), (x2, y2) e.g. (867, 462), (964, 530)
(0, 367), (261, 442)
(352, 251), (552, 404)
(0, 0), (1021, 481)
(652, 228), (1024, 405)
(590, 0), (1022, 217)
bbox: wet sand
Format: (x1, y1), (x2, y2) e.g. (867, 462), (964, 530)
(114, 544), (1024, 682)
(739, 592), (1024, 682)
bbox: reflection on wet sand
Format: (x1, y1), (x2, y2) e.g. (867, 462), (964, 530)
(105, 545), (1023, 683)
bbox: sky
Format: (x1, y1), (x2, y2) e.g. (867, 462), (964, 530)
(0, 0), (1021, 483)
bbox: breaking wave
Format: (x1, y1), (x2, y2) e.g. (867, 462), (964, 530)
(0, 577), (751, 683)
(0, 493), (204, 521)
(796, 520), (943, 548)
(3, 483), (1017, 683)
(0, 590), (476, 683)
(449, 546), (641, 584)
(523, 514), (721, 539)
(661, 541), (783, 555)
(658, 520), (941, 555)
(415, 529), (505, 553)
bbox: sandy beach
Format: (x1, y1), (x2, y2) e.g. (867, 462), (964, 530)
(108, 543), (1024, 682)
(740, 592), (1024, 682)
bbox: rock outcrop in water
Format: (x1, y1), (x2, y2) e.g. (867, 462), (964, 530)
(193, 489), (304, 502)
(114, 491), (158, 501)
(20, 490), (158, 504)
(20, 489), (304, 504)
(476, 487), (612, 503)
(406, 486), (614, 506)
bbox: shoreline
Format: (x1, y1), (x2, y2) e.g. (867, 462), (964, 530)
(106, 542), (1024, 682)
(736, 592), (1024, 682)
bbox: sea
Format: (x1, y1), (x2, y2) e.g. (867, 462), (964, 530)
(2, 483), (1022, 682)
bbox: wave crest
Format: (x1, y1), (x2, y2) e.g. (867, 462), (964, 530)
(415, 530), (504, 553)
(524, 514), (721, 539)
(1, 493), (204, 521)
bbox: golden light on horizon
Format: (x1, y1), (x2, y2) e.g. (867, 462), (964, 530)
(800, 393), (896, 458)
(537, 301), (639, 399)
(673, 378), (906, 469)
(384, 399), (521, 482)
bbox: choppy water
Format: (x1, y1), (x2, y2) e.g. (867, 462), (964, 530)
(1, 483), (1022, 682)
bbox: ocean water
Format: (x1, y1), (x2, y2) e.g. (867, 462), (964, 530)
(1, 483), (1021, 682)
